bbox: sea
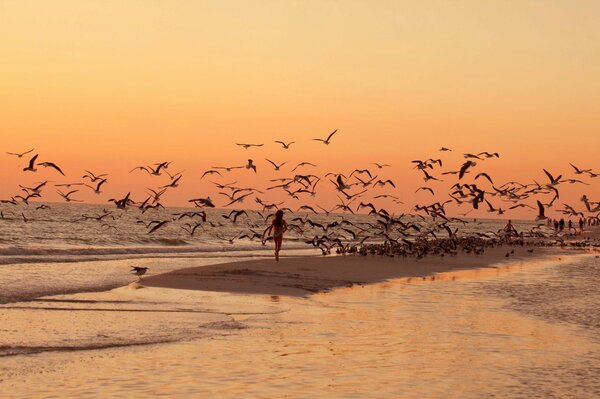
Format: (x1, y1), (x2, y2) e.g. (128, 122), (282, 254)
(1, 203), (598, 398)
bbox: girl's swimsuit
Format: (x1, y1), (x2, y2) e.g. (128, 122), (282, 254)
(273, 227), (284, 238)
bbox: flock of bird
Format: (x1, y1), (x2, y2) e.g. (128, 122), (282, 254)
(2, 130), (600, 265)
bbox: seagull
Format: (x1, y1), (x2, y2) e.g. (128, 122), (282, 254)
(439, 147), (452, 152)
(85, 178), (107, 194)
(82, 170), (108, 182)
(374, 179), (396, 188)
(236, 143), (264, 149)
(246, 159), (257, 173)
(536, 200), (547, 220)
(19, 181), (48, 194)
(201, 170), (222, 179)
(265, 159), (287, 171)
(312, 129), (337, 145)
(6, 148), (34, 158)
(161, 174), (182, 188)
(459, 161), (476, 179)
(292, 162), (317, 172)
(212, 165), (244, 172)
(222, 210), (248, 223)
(188, 197), (215, 208)
(56, 189), (82, 202)
(415, 187), (435, 195)
(543, 169), (562, 186)
(23, 154), (39, 172)
(224, 192), (253, 207)
(275, 141), (295, 149)
(147, 220), (168, 234)
(370, 163), (391, 169)
(130, 266), (148, 281)
(569, 163), (591, 175)
(38, 161), (65, 176)
(475, 173), (494, 184)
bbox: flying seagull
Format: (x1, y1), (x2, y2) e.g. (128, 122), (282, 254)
(312, 129), (337, 145)
(274, 141), (295, 149)
(6, 148), (34, 158)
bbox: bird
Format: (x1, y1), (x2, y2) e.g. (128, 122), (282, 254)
(82, 170), (108, 182)
(274, 141), (295, 149)
(23, 154), (39, 172)
(543, 169), (562, 186)
(224, 192), (253, 207)
(85, 178), (107, 194)
(19, 181), (48, 194)
(265, 159), (287, 171)
(370, 163), (391, 169)
(245, 159), (257, 173)
(292, 162), (317, 172)
(146, 220), (169, 234)
(439, 147), (451, 152)
(459, 161), (476, 179)
(188, 197), (215, 208)
(38, 161), (65, 176)
(56, 189), (82, 202)
(130, 266), (148, 281)
(161, 174), (182, 188)
(312, 129), (337, 145)
(475, 173), (494, 184)
(212, 165), (244, 172)
(223, 210), (248, 223)
(374, 179), (396, 188)
(236, 143), (264, 149)
(415, 187), (435, 195)
(536, 200), (547, 220)
(6, 148), (34, 158)
(201, 170), (222, 179)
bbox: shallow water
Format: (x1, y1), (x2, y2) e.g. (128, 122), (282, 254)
(1, 253), (599, 398)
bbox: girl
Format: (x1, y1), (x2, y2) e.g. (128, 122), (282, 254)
(266, 210), (287, 261)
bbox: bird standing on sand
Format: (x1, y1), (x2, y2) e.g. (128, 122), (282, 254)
(130, 266), (148, 281)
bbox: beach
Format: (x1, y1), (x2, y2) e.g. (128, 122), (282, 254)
(2, 234), (600, 398)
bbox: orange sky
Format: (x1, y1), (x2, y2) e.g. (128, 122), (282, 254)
(1, 1), (599, 219)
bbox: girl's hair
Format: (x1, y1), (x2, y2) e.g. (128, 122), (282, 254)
(274, 210), (284, 228)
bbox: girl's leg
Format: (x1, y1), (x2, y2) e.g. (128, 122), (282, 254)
(274, 237), (282, 261)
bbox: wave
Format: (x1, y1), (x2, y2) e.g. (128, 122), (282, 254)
(0, 241), (313, 265)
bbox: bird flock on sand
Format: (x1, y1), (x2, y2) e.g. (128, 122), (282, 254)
(3, 130), (600, 272)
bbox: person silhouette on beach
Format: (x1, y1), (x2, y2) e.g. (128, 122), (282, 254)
(266, 210), (287, 261)
(503, 219), (517, 237)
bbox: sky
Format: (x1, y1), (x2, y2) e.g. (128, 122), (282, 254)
(1, 1), (599, 218)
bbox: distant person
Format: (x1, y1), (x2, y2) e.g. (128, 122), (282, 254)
(559, 219), (565, 232)
(554, 220), (559, 231)
(568, 220), (574, 234)
(266, 210), (287, 262)
(579, 218), (585, 233)
(503, 219), (517, 237)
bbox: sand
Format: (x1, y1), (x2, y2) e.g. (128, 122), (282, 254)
(144, 245), (569, 297)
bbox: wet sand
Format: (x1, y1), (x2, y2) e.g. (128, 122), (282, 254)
(144, 245), (562, 297)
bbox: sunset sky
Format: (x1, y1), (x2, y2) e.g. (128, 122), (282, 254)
(1, 1), (599, 218)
